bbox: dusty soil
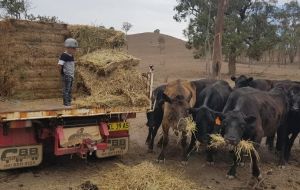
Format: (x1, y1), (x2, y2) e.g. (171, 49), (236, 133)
(1, 33), (300, 190)
(1, 113), (299, 190)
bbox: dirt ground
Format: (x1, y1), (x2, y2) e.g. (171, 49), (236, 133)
(1, 34), (300, 190)
(0, 112), (299, 190)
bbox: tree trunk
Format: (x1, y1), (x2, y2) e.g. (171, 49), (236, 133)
(211, 0), (227, 79)
(228, 51), (236, 76)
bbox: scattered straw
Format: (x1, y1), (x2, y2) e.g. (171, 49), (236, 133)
(184, 116), (197, 136)
(209, 135), (260, 164)
(94, 161), (201, 190)
(208, 134), (226, 149)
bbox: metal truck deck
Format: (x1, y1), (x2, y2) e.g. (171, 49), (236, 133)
(0, 98), (148, 121)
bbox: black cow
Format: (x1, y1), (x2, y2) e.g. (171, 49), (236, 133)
(145, 84), (166, 152)
(208, 87), (289, 179)
(145, 79), (216, 152)
(183, 80), (232, 164)
(267, 81), (300, 152)
(281, 84), (300, 161)
(231, 75), (273, 91)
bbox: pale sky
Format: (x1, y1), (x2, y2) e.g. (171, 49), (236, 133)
(28, 0), (298, 40)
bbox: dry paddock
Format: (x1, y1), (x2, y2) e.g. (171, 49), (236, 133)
(1, 63), (300, 190)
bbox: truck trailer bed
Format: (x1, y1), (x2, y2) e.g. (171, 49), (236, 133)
(0, 98), (149, 121)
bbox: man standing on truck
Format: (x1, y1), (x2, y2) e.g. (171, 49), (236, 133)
(58, 38), (78, 107)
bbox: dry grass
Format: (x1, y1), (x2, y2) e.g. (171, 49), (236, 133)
(94, 161), (201, 190)
(75, 50), (150, 108)
(209, 135), (260, 163)
(68, 25), (125, 55)
(235, 140), (260, 162)
(184, 116), (197, 136)
(208, 134), (226, 149)
(79, 49), (137, 67)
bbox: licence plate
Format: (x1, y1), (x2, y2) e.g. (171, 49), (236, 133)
(95, 137), (129, 158)
(0, 144), (43, 170)
(108, 122), (129, 131)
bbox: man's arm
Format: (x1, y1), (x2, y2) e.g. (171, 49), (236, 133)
(58, 59), (65, 75)
(58, 64), (63, 74)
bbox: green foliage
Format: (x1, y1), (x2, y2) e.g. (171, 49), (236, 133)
(0, 0), (30, 19)
(276, 1), (300, 63)
(25, 14), (63, 23)
(174, 0), (280, 62)
(122, 22), (133, 34)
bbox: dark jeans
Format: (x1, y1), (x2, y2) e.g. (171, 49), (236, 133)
(62, 74), (73, 106)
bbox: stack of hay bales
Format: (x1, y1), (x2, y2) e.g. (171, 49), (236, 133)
(0, 19), (150, 109)
(0, 19), (69, 99)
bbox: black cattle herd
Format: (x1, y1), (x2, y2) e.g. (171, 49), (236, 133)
(145, 75), (300, 180)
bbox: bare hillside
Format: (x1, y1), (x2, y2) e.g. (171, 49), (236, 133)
(127, 32), (204, 84)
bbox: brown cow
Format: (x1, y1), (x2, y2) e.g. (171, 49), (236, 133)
(157, 79), (196, 162)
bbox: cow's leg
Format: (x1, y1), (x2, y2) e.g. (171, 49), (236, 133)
(157, 125), (169, 162)
(266, 135), (275, 151)
(206, 147), (215, 165)
(227, 150), (238, 179)
(284, 133), (298, 161)
(180, 131), (188, 161)
(250, 149), (261, 179)
(145, 126), (153, 145)
(148, 125), (159, 152)
(277, 126), (287, 167)
(157, 135), (163, 148)
(206, 137), (215, 165)
(182, 133), (196, 162)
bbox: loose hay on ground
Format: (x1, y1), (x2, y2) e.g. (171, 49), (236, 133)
(95, 161), (202, 190)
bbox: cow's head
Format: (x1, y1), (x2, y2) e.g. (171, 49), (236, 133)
(206, 110), (256, 145)
(161, 80), (196, 133)
(222, 111), (256, 145)
(231, 75), (253, 89)
(162, 92), (193, 132)
(289, 86), (300, 111)
(189, 106), (223, 144)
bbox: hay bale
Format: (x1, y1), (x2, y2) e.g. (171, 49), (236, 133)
(94, 161), (201, 190)
(68, 25), (125, 55)
(75, 55), (150, 108)
(78, 49), (139, 76)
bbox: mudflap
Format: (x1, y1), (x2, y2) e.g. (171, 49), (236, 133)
(95, 137), (129, 158)
(0, 144), (43, 170)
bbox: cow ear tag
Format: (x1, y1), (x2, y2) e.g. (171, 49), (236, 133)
(215, 117), (221, 126)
